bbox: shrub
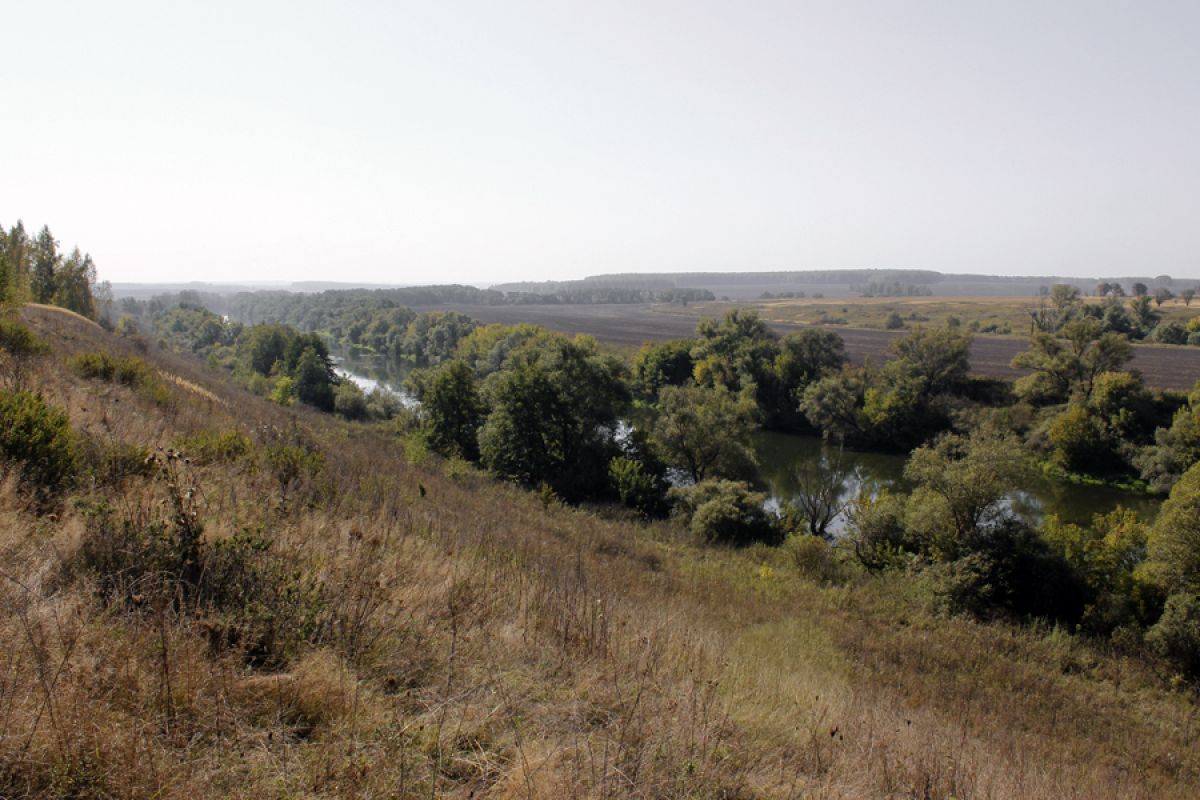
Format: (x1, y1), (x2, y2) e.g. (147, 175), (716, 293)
(69, 351), (120, 382)
(175, 428), (252, 464)
(1188, 332), (1200, 347)
(114, 315), (140, 337)
(608, 456), (666, 518)
(270, 376), (297, 406)
(669, 479), (781, 546)
(0, 390), (79, 495)
(78, 436), (154, 488)
(68, 351), (170, 404)
(786, 534), (848, 583)
(1150, 321), (1189, 345)
(923, 519), (1086, 621)
(333, 381), (369, 420)
(0, 318), (48, 389)
(844, 488), (910, 570)
(76, 457), (323, 666)
(884, 311), (905, 330)
(1147, 593), (1200, 679)
(258, 424), (324, 501)
(1048, 405), (1113, 473)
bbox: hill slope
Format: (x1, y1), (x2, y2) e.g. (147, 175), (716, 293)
(0, 304), (1197, 799)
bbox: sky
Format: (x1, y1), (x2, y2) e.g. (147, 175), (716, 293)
(3, 0), (1198, 285)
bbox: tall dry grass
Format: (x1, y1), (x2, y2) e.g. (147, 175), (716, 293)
(0, 303), (1196, 798)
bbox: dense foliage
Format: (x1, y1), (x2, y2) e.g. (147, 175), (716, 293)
(1, 220), (106, 318)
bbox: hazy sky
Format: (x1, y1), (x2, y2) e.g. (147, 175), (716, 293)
(3, 1), (1198, 284)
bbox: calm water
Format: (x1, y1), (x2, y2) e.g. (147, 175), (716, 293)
(334, 356), (418, 407)
(336, 356), (1161, 533)
(753, 431), (1161, 535)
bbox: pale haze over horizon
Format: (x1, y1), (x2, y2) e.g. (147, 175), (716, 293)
(3, 1), (1198, 285)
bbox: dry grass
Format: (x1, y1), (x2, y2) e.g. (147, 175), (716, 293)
(0, 303), (1197, 798)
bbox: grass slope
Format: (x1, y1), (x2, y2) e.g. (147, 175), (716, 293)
(0, 303), (1197, 799)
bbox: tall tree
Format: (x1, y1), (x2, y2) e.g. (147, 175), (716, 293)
(29, 225), (59, 304)
(422, 359), (485, 460)
(651, 384), (758, 483)
(53, 248), (95, 317)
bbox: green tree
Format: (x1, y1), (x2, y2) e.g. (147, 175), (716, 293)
(632, 339), (695, 398)
(1146, 462), (1200, 596)
(1049, 283), (1082, 313)
(422, 359), (485, 460)
(798, 372), (863, 442)
(1129, 295), (1159, 334)
(1043, 507), (1152, 632)
(1137, 383), (1200, 492)
(690, 309), (778, 396)
(292, 347), (336, 411)
(903, 429), (1031, 552)
(768, 328), (846, 428)
(651, 384), (758, 483)
(1144, 463), (1200, 676)
(53, 247), (96, 317)
(28, 225), (59, 304)
(890, 326), (972, 397)
(1047, 404), (1114, 473)
(478, 335), (628, 500)
(247, 325), (290, 375)
(1011, 319), (1133, 403)
(1, 221), (30, 304)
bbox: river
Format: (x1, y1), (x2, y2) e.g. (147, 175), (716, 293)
(335, 356), (1161, 534)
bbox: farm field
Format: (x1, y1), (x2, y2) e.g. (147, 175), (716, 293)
(421, 301), (1200, 390)
(721, 294), (1200, 334)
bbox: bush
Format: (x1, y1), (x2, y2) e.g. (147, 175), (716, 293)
(923, 520), (1086, 621)
(1188, 332), (1200, 347)
(0, 318), (48, 389)
(76, 459), (323, 666)
(884, 311), (905, 330)
(175, 428), (252, 464)
(1147, 593), (1200, 679)
(68, 351), (170, 404)
(270, 375), (297, 405)
(334, 382), (369, 420)
(844, 489), (910, 570)
(78, 436), (154, 488)
(69, 351), (150, 384)
(1048, 405), (1113, 473)
(608, 456), (666, 518)
(0, 390), (79, 495)
(786, 534), (848, 583)
(1150, 321), (1189, 345)
(669, 479), (781, 546)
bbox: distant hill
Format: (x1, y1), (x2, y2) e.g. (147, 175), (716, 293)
(493, 270), (1198, 300)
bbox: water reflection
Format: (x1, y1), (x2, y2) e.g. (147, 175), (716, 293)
(753, 431), (1161, 536)
(334, 357), (418, 408)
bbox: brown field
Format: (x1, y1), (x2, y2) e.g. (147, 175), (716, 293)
(3, 303), (1200, 798)
(423, 302), (1200, 391)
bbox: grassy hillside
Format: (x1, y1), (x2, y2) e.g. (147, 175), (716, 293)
(1, 303), (1198, 799)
